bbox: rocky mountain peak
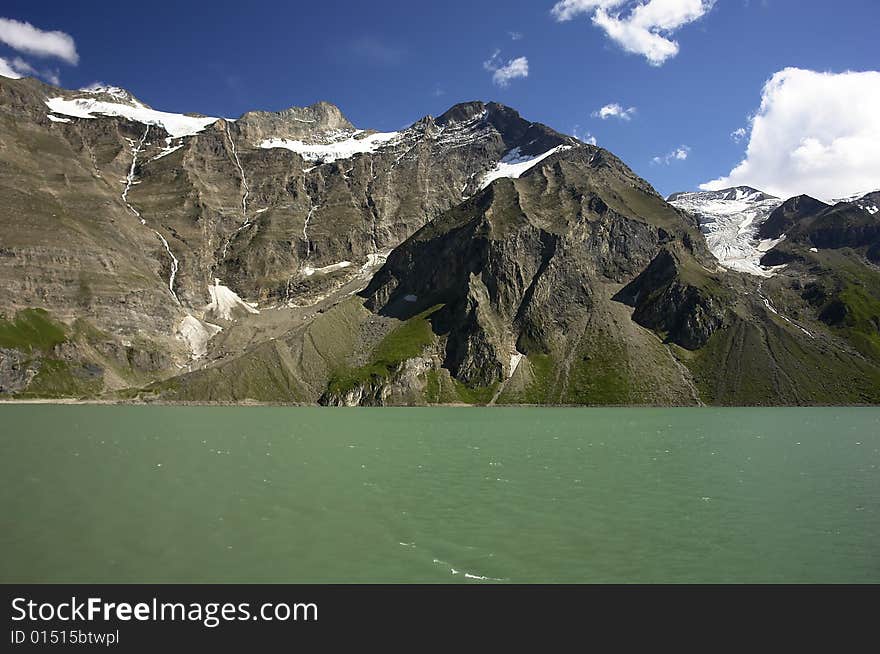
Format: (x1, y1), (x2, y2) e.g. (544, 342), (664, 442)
(667, 186), (777, 204)
(76, 83), (142, 106)
(436, 101), (488, 126)
(758, 195), (830, 240)
(234, 100), (354, 144)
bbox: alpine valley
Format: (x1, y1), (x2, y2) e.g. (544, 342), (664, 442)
(1, 75), (879, 406)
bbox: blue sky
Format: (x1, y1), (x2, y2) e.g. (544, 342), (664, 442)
(1, 0), (878, 198)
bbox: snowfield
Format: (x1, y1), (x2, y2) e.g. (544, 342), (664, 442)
(177, 315), (222, 359)
(259, 129), (401, 163)
(206, 279), (260, 321)
(302, 261), (352, 277)
(668, 187), (783, 277)
(45, 95), (219, 138)
(479, 145), (571, 190)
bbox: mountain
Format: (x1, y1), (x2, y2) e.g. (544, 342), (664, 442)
(1, 74), (879, 405)
(667, 186), (783, 277)
(751, 192), (880, 369)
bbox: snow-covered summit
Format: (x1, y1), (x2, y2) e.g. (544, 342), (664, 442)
(79, 84), (137, 103)
(668, 186), (784, 277)
(668, 186), (776, 205)
(45, 88), (219, 138)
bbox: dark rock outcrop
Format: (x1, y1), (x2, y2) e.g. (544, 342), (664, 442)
(615, 248), (725, 349)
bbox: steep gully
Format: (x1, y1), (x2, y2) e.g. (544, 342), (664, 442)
(122, 126), (180, 304)
(220, 123), (252, 259)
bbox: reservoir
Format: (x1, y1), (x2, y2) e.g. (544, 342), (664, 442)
(1, 406), (877, 583)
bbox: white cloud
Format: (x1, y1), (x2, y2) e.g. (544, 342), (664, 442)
(653, 145), (690, 165)
(701, 68), (880, 200)
(551, 0), (715, 66)
(551, 0), (626, 22)
(8, 56), (36, 76)
(0, 55), (59, 84)
(731, 127), (747, 143)
(483, 50), (529, 87)
(0, 57), (22, 79)
(592, 102), (636, 120)
(41, 67), (60, 86)
(0, 17), (78, 64)
(509, 31), (524, 40)
(572, 125), (598, 145)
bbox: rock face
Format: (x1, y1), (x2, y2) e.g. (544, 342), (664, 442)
(234, 101), (355, 144)
(759, 193), (880, 266)
(359, 145), (719, 400)
(615, 248), (725, 350)
(0, 348), (39, 394)
(758, 195), (830, 241)
(0, 75), (577, 396)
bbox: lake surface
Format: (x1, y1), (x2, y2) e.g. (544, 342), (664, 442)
(1, 406), (878, 583)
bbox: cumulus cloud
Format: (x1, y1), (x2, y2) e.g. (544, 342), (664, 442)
(701, 68), (880, 200)
(483, 50), (529, 87)
(652, 145), (690, 165)
(592, 102), (636, 120)
(509, 31), (524, 40)
(0, 17), (78, 64)
(550, 0), (715, 66)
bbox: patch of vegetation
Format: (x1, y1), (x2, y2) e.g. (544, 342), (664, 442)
(71, 318), (108, 344)
(425, 368), (442, 403)
(517, 353), (555, 404)
(300, 297), (369, 376)
(563, 341), (631, 405)
(500, 334), (631, 405)
(327, 305), (441, 397)
(834, 283), (880, 359)
(17, 359), (103, 399)
(687, 315), (880, 405)
(0, 308), (67, 353)
(804, 253), (880, 362)
(450, 378), (498, 405)
(158, 341), (306, 403)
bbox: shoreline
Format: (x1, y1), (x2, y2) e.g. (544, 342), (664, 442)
(0, 399), (878, 408)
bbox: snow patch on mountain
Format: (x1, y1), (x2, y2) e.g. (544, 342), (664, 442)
(829, 189), (880, 205)
(479, 145), (571, 190)
(177, 315), (222, 359)
(668, 187), (783, 277)
(206, 279), (260, 321)
(45, 95), (218, 138)
(259, 129), (400, 163)
(151, 139), (184, 161)
(302, 261), (352, 277)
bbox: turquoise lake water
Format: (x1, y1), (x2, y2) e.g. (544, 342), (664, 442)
(1, 406), (877, 583)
